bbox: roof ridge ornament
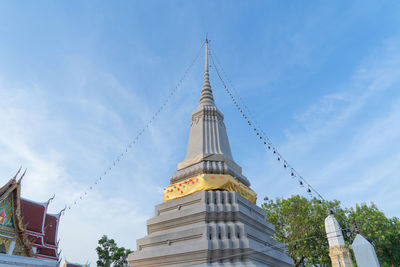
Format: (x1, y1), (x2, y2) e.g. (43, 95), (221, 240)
(59, 205), (67, 217)
(47, 194), (56, 204)
(17, 168), (27, 184)
(12, 166), (22, 181)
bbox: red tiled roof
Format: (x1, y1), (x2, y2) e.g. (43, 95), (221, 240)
(37, 246), (57, 258)
(27, 234), (43, 245)
(0, 170), (61, 261)
(64, 260), (88, 267)
(21, 199), (47, 233)
(44, 213), (59, 246)
(20, 199), (60, 261)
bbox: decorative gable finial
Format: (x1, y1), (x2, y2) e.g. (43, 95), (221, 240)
(17, 168), (27, 184)
(47, 194), (56, 204)
(59, 205), (67, 216)
(12, 166), (22, 181)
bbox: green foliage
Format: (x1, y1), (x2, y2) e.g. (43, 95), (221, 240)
(346, 203), (400, 266)
(262, 195), (348, 266)
(96, 235), (132, 267)
(262, 196), (400, 267)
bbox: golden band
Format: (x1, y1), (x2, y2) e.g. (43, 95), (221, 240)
(163, 174), (257, 204)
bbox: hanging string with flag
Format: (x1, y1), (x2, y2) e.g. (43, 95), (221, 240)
(208, 45), (325, 204)
(62, 40), (206, 214)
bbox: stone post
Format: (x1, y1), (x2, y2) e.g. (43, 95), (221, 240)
(352, 234), (380, 267)
(325, 213), (354, 267)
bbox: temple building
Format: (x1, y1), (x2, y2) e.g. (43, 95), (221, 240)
(128, 40), (293, 266)
(0, 168), (61, 266)
(63, 259), (90, 267)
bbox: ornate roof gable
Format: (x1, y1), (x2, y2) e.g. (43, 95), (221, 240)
(0, 169), (34, 257)
(0, 169), (61, 260)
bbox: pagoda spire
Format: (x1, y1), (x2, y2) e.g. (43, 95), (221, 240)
(170, 37), (250, 187)
(198, 38), (215, 107)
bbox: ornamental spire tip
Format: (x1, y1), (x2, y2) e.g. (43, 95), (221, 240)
(198, 37), (215, 107)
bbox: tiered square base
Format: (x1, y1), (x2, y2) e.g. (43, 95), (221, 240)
(128, 191), (293, 266)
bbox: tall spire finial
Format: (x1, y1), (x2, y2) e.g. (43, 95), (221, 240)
(171, 37), (251, 187)
(205, 36), (208, 73)
(198, 37), (215, 107)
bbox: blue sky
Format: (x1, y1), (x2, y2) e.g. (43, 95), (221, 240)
(1, 0), (400, 264)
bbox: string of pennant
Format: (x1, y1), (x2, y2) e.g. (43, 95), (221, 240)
(63, 40), (337, 216)
(207, 50), (360, 232)
(62, 41), (206, 215)
(208, 46), (325, 204)
(208, 50), (363, 233)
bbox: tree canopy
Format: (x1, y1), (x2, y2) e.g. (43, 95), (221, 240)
(96, 235), (132, 267)
(347, 203), (400, 266)
(262, 195), (400, 267)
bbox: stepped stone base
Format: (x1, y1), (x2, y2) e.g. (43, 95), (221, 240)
(128, 191), (293, 267)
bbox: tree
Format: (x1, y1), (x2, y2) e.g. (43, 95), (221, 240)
(96, 235), (132, 267)
(346, 203), (400, 267)
(262, 195), (400, 267)
(262, 195), (348, 266)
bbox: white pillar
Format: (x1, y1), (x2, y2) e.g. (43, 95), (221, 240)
(7, 240), (15, 255)
(325, 214), (354, 267)
(352, 234), (380, 267)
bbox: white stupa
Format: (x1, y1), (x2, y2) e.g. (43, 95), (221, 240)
(127, 39), (293, 266)
(325, 213), (354, 267)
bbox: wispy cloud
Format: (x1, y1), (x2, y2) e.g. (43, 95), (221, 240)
(1, 2), (400, 263)
(271, 37), (400, 216)
(0, 46), (202, 262)
(284, 38), (400, 155)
